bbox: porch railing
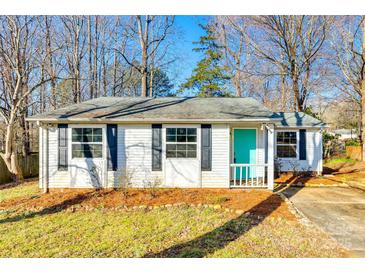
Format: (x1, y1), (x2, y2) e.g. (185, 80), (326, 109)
(230, 163), (269, 188)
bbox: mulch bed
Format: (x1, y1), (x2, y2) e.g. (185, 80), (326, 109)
(275, 161), (365, 187)
(0, 185), (295, 220)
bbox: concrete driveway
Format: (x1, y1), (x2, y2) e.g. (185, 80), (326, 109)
(282, 187), (365, 257)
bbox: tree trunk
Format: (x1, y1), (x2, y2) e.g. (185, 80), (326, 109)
(1, 122), (23, 183)
(234, 66), (242, 97)
(149, 68), (154, 97)
(112, 46), (117, 96)
(102, 51), (107, 96)
(292, 77), (303, 112)
(141, 69), (148, 97)
(45, 16), (57, 110)
(138, 16), (148, 97)
(88, 16), (94, 99)
(93, 16), (99, 97)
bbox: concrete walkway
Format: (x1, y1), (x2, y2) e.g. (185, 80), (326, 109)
(282, 187), (365, 257)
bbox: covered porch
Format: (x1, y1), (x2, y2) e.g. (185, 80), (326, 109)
(229, 124), (275, 190)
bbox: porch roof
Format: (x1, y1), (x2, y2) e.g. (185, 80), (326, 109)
(27, 96), (281, 123)
(272, 112), (327, 128)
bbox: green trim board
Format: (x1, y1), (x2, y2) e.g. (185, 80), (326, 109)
(233, 129), (257, 179)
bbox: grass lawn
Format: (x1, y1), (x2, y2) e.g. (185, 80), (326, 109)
(0, 181), (39, 203)
(323, 157), (357, 166)
(0, 180), (348, 258)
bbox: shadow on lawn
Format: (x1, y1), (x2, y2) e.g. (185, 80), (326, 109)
(144, 183), (305, 258)
(0, 192), (96, 225)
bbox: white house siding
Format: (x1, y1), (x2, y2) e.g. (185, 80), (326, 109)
(201, 124), (230, 188)
(275, 128), (322, 173)
(109, 124), (163, 188)
(41, 122), (322, 189)
(47, 125), (70, 188)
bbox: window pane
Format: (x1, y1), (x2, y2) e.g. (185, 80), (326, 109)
(166, 128), (176, 135)
(277, 132), (296, 145)
(72, 143), (102, 158)
(177, 135), (186, 142)
(177, 144), (186, 150)
(82, 128), (91, 142)
(83, 144), (93, 158)
(277, 145), (297, 158)
(93, 128), (102, 135)
(72, 128), (82, 142)
(92, 144), (103, 158)
(72, 144), (82, 150)
(177, 128), (186, 135)
(166, 144), (176, 151)
(166, 150), (176, 158)
(72, 144), (82, 158)
(187, 128), (196, 136)
(93, 135), (102, 142)
(187, 150), (196, 158)
(176, 150), (186, 157)
(187, 136), (196, 142)
(166, 135), (176, 142)
(187, 144), (196, 151)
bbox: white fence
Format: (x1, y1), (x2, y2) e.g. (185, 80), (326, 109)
(230, 163), (268, 188)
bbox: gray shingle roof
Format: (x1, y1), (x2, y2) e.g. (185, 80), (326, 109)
(27, 97), (325, 128)
(27, 96), (279, 122)
(272, 112), (326, 128)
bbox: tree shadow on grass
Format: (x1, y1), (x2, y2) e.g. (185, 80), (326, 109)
(0, 192), (96, 225)
(143, 189), (302, 258)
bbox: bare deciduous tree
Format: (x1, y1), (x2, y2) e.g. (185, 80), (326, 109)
(331, 16), (365, 159)
(61, 16), (87, 103)
(228, 16), (329, 111)
(0, 16), (50, 182)
(119, 16), (175, 97)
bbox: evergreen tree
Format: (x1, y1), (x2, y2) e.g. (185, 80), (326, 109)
(150, 68), (175, 97)
(180, 23), (231, 97)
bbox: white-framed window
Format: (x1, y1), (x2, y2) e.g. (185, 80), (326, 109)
(166, 128), (197, 158)
(71, 128), (103, 158)
(276, 131), (298, 159)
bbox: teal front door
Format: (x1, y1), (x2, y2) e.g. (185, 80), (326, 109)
(233, 129), (256, 179)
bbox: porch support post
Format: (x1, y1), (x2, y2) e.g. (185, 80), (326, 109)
(267, 124), (275, 191)
(39, 123), (43, 190)
(40, 123), (49, 194)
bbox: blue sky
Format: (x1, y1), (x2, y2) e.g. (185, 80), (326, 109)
(168, 15), (211, 94)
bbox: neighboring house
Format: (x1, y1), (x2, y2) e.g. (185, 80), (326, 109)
(27, 97), (326, 191)
(331, 129), (359, 140)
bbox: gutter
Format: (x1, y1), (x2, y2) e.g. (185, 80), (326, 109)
(26, 117), (283, 123)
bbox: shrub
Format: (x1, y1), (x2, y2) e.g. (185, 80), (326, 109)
(145, 176), (163, 199)
(117, 167), (134, 199)
(345, 139), (361, 147)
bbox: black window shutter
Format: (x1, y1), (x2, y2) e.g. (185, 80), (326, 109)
(107, 124), (118, 171)
(299, 129), (307, 160)
(58, 124), (68, 171)
(201, 124), (212, 171)
(152, 124), (162, 171)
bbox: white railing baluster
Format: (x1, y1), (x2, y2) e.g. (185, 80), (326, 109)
(230, 163), (269, 189)
(233, 166), (236, 186)
(239, 166), (242, 186)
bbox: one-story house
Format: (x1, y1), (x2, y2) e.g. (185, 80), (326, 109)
(27, 96), (326, 191)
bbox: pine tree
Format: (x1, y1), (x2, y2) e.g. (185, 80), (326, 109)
(180, 23), (231, 97)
